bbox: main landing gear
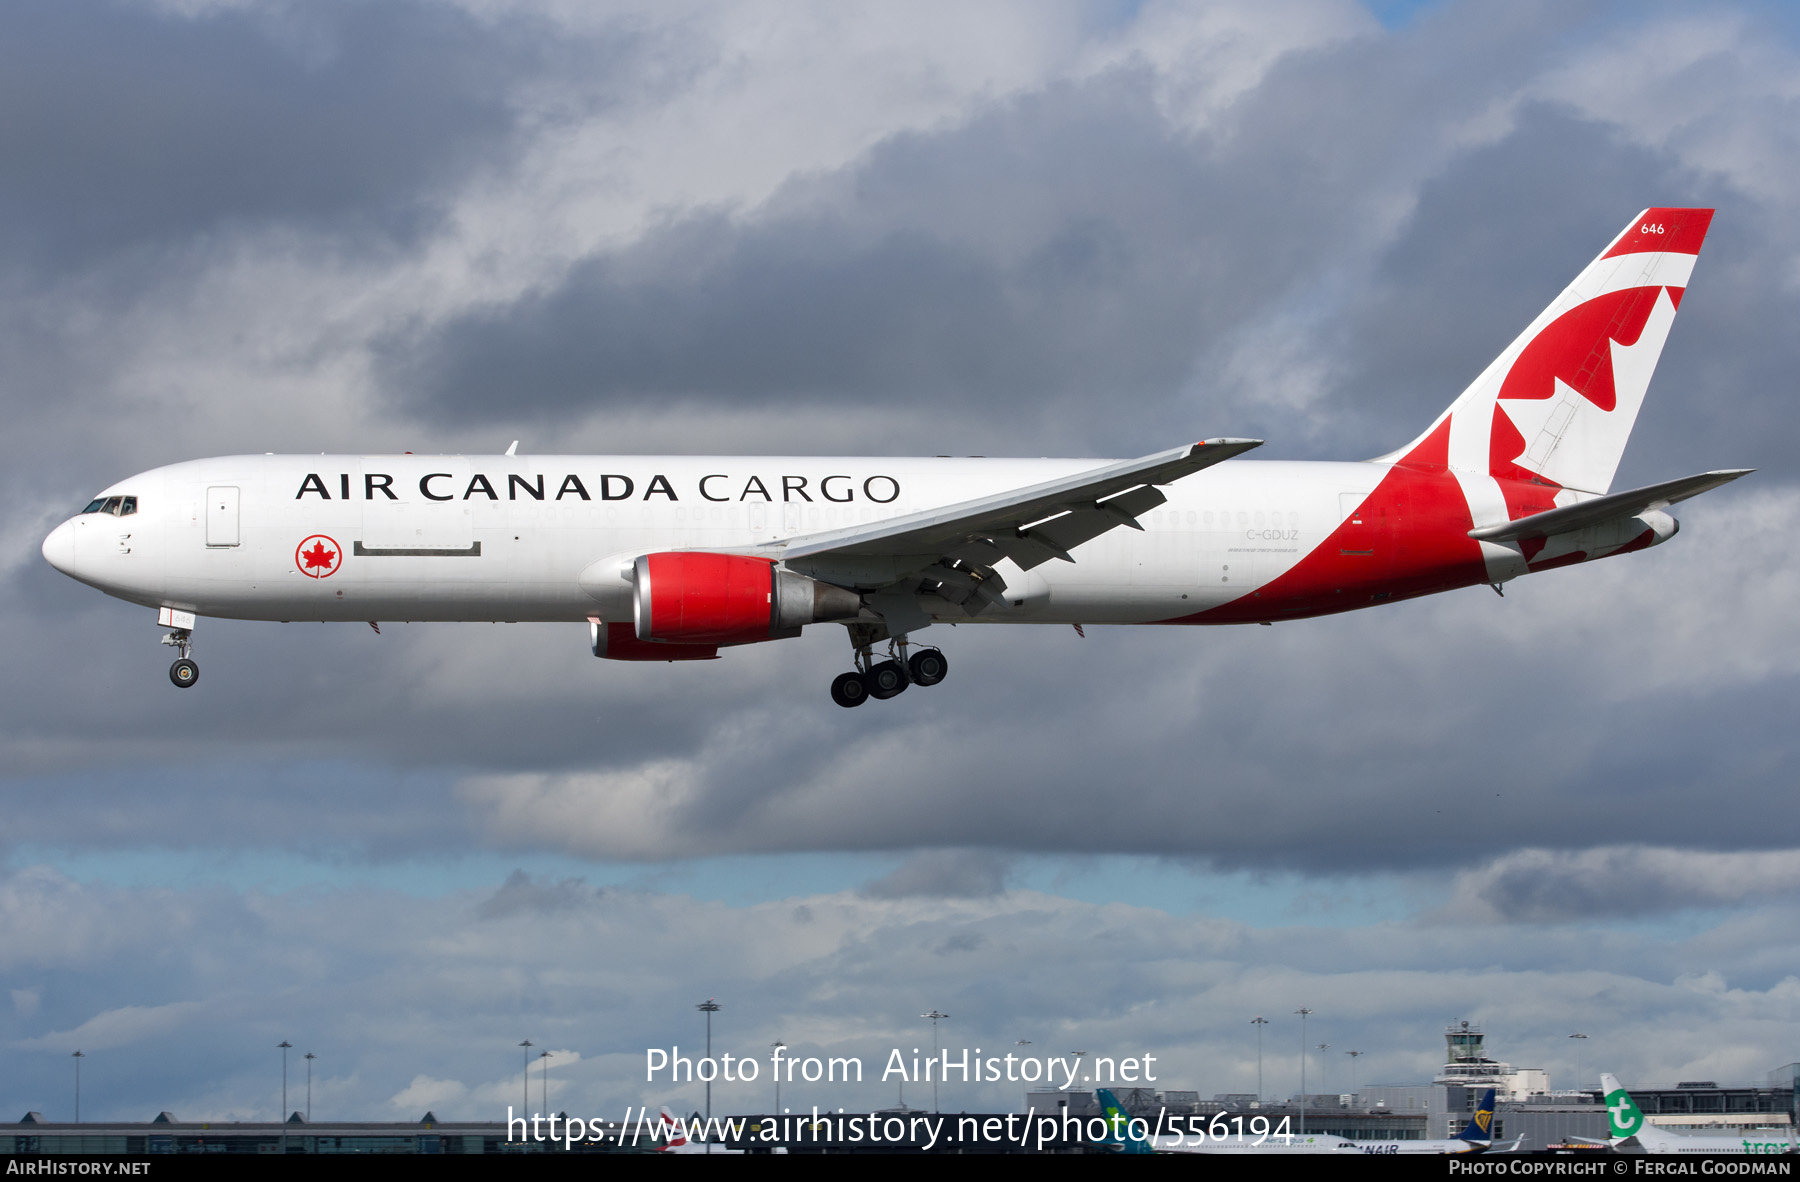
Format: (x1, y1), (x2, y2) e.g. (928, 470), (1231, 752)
(830, 628), (948, 708)
(161, 627), (198, 688)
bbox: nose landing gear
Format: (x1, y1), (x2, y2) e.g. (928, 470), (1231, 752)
(161, 626), (198, 689)
(829, 626), (948, 707)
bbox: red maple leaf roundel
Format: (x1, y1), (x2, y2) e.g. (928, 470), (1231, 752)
(296, 535), (342, 578)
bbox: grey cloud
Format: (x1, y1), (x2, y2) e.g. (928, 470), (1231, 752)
(0, 0), (531, 277)
(381, 77), (1237, 449)
(5, 0), (1800, 1127)
(475, 870), (606, 920)
(5, 864), (1800, 1121)
(1437, 847), (1800, 924)
(366, 0), (1800, 483)
(859, 851), (1014, 899)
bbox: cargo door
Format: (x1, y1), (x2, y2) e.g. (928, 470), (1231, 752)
(359, 458), (475, 554)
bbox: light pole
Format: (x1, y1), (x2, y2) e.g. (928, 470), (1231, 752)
(540, 1050), (553, 1114)
(1316, 1044), (1332, 1095)
(278, 1041), (292, 1155)
(519, 1041), (533, 1115)
(922, 1011), (949, 1114)
(1569, 1033), (1588, 1091)
(1250, 1017), (1269, 1101)
(771, 1041), (785, 1113)
(697, 999), (720, 1154)
(72, 1051), (84, 1124)
(304, 1053), (315, 1122)
(1345, 1050), (1363, 1097)
(1294, 1008), (1312, 1136)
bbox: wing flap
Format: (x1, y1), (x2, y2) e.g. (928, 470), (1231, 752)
(1469, 468), (1752, 543)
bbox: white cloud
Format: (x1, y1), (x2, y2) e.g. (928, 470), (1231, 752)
(16, 1001), (207, 1053)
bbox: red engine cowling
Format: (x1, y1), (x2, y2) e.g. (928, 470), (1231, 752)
(635, 552), (779, 644)
(589, 618), (718, 661)
(631, 552), (861, 645)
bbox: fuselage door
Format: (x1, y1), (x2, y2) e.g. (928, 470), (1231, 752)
(205, 486), (240, 547)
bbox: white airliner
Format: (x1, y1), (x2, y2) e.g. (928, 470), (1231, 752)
(1599, 1074), (1797, 1155)
(42, 208), (1747, 705)
(1138, 1087), (1500, 1155)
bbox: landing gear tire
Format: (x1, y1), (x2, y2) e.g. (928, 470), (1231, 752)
(866, 659), (908, 699)
(169, 658), (199, 688)
(830, 671), (871, 708)
(907, 648), (948, 687)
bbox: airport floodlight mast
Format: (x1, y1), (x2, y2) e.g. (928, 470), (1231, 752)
(771, 1041), (786, 1113)
(697, 999), (720, 1154)
(1316, 1044), (1333, 1093)
(278, 1041), (292, 1155)
(1569, 1033), (1588, 1089)
(1346, 1049), (1363, 1093)
(540, 1050), (552, 1114)
(304, 1053), (315, 1122)
(922, 1011), (949, 1114)
(71, 1051), (83, 1124)
(519, 1041), (533, 1114)
(1294, 1009), (1312, 1135)
(1250, 1017), (1269, 1101)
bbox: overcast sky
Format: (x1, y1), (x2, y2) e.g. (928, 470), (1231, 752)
(5, 0), (1800, 1124)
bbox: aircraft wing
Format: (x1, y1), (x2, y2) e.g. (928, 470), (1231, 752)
(775, 438), (1261, 621)
(1469, 469), (1752, 543)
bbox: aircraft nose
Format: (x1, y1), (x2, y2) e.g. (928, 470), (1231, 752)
(42, 518), (76, 575)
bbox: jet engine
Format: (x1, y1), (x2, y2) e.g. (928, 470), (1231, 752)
(631, 552), (862, 645)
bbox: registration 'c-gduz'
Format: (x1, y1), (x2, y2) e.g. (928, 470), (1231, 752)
(43, 209), (1749, 706)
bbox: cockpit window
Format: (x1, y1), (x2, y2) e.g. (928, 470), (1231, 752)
(81, 496), (137, 516)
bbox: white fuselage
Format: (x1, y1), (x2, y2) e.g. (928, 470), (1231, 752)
(45, 453), (1393, 628)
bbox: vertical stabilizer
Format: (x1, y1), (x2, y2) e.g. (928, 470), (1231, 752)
(1456, 1088), (1498, 1143)
(1095, 1089), (1156, 1154)
(1601, 1073), (1650, 1142)
(1379, 209), (1713, 495)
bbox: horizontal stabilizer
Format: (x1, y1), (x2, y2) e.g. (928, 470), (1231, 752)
(1469, 469), (1753, 543)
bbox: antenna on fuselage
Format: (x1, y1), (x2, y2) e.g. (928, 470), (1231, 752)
(505, 440), (519, 456)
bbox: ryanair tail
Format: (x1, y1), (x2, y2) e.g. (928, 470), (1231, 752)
(1457, 1088), (1498, 1144)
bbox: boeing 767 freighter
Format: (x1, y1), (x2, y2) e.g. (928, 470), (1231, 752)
(43, 208), (1747, 705)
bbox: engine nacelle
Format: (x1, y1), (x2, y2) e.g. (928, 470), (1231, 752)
(631, 552), (861, 645)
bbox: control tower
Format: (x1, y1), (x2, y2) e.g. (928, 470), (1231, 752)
(1433, 1020), (1548, 1100)
(1446, 1020), (1487, 1066)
